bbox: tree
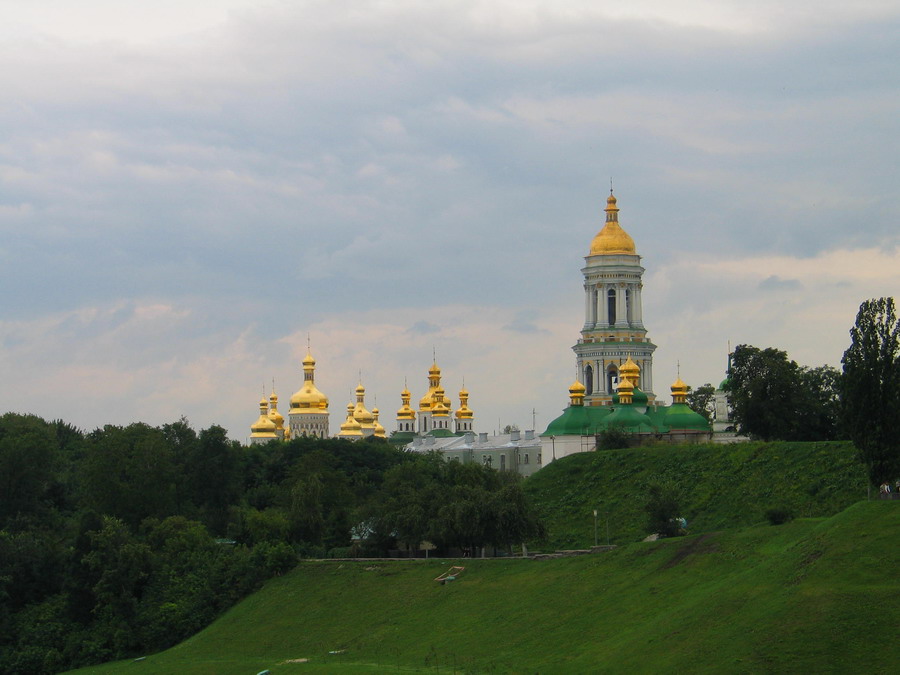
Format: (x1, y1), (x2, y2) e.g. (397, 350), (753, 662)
(796, 365), (843, 441)
(644, 481), (684, 538)
(725, 345), (841, 441)
(725, 346), (801, 441)
(840, 297), (900, 486)
(686, 384), (716, 423)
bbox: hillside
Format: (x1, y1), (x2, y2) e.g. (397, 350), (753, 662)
(525, 441), (868, 550)
(69, 500), (899, 674)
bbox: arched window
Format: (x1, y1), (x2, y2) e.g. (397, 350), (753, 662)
(584, 364), (594, 396)
(607, 289), (617, 324)
(626, 288), (632, 323)
(607, 366), (618, 395)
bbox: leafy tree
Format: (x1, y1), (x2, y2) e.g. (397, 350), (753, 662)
(796, 365), (843, 441)
(725, 345), (842, 441)
(0, 414), (61, 526)
(644, 481), (684, 538)
(597, 423), (631, 450)
(686, 384), (716, 423)
(79, 424), (178, 527)
(725, 346), (800, 441)
(841, 297), (900, 486)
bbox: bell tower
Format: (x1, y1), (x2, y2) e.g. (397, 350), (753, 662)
(573, 190), (656, 405)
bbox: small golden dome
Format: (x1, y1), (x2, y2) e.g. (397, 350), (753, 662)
(250, 398), (277, 436)
(671, 377), (688, 393)
(339, 403), (363, 437)
(568, 380), (586, 406)
(268, 391), (285, 429)
(619, 358), (641, 385)
(589, 191), (636, 256)
(302, 351), (316, 367)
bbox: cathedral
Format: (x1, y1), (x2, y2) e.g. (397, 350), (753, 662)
(248, 349), (475, 445)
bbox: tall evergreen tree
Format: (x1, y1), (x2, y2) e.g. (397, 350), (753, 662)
(841, 297), (900, 486)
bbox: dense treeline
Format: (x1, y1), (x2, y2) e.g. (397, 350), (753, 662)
(0, 413), (542, 673)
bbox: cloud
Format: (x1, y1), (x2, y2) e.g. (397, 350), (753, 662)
(406, 320), (442, 335)
(758, 275), (802, 291)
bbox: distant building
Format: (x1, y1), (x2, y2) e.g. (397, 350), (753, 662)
(407, 429), (543, 478)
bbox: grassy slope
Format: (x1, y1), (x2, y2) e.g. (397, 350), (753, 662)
(525, 441), (868, 549)
(70, 501), (899, 675)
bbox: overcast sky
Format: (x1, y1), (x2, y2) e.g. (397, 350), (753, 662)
(1, 0), (898, 441)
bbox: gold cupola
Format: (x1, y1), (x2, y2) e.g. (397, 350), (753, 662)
(670, 377), (689, 405)
(617, 376), (635, 404)
(397, 386), (416, 421)
(589, 191), (636, 256)
(569, 380), (586, 406)
(290, 350), (329, 412)
(455, 387), (474, 420)
(250, 397), (278, 439)
(619, 357), (641, 387)
(268, 389), (285, 437)
(372, 406), (386, 439)
(339, 402), (364, 438)
(419, 361), (442, 410)
(353, 383), (375, 430)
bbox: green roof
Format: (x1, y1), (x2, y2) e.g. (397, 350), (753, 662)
(604, 403), (655, 433)
(663, 403), (711, 431)
(543, 405), (611, 436)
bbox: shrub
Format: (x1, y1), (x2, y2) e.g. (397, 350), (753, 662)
(765, 508), (794, 525)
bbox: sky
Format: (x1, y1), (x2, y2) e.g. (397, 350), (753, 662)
(1, 0), (898, 441)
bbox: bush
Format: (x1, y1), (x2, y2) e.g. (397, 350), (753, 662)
(597, 425), (631, 451)
(765, 508), (794, 525)
(644, 481), (685, 538)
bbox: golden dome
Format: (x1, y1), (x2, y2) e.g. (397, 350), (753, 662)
(455, 388), (474, 420)
(372, 407), (386, 438)
(589, 192), (636, 256)
(250, 398), (277, 437)
(291, 349), (329, 412)
(339, 403), (363, 437)
(353, 384), (375, 426)
(671, 377), (689, 404)
(290, 382), (329, 411)
(268, 391), (285, 429)
(397, 386), (416, 420)
(619, 357), (640, 385)
(568, 380), (586, 406)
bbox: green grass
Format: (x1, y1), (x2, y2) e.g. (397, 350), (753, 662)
(69, 500), (899, 674)
(525, 441), (868, 550)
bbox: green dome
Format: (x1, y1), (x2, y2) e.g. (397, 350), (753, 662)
(603, 403), (655, 433)
(663, 403), (711, 431)
(427, 428), (456, 438)
(543, 405), (611, 436)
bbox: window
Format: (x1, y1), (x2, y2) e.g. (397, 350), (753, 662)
(584, 364), (594, 396)
(524, 453), (529, 464)
(500, 454), (506, 470)
(607, 289), (616, 324)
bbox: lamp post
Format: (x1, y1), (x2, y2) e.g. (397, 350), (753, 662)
(593, 509), (598, 547)
(550, 435), (556, 461)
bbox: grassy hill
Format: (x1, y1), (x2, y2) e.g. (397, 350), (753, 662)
(525, 441), (868, 550)
(69, 500), (898, 674)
